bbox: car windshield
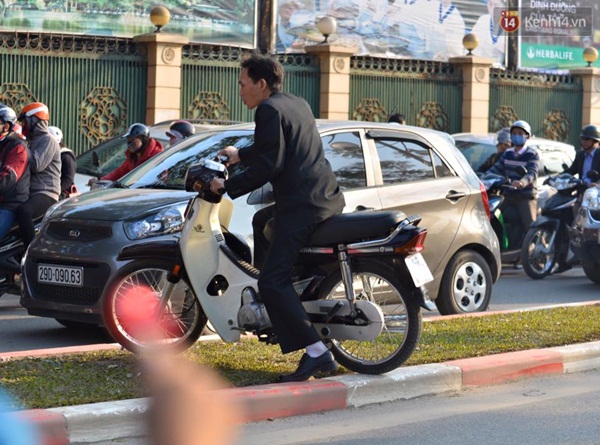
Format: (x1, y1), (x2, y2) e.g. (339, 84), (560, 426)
(454, 140), (496, 172)
(119, 129), (254, 189)
(77, 134), (170, 178)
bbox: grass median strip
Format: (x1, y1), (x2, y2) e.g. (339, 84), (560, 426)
(1, 304), (599, 410)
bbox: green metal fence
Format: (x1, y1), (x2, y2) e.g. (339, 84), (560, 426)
(489, 69), (583, 146)
(0, 33), (147, 156)
(349, 57), (463, 133)
(181, 47), (320, 122)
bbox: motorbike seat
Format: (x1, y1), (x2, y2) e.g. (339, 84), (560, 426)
(306, 210), (406, 247)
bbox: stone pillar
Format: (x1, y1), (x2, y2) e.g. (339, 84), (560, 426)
(305, 44), (357, 120)
(570, 67), (600, 125)
(449, 56), (494, 133)
(133, 32), (189, 125)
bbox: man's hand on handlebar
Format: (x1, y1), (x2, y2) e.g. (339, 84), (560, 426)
(217, 146), (240, 165)
(210, 177), (226, 195)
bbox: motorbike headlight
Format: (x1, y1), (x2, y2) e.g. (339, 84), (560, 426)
(124, 203), (187, 240)
(580, 187), (599, 210)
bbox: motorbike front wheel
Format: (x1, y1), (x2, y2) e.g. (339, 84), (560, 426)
(521, 226), (556, 279)
(316, 263), (422, 375)
(102, 259), (207, 353)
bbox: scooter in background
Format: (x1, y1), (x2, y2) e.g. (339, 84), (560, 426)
(520, 173), (584, 279)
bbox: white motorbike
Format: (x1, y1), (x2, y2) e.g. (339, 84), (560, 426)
(102, 158), (435, 375)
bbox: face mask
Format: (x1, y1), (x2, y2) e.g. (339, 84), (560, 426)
(510, 134), (527, 146)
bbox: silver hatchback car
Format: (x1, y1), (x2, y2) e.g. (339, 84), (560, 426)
(21, 121), (501, 328)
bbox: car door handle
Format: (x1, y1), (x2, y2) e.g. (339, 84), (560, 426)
(446, 190), (467, 201)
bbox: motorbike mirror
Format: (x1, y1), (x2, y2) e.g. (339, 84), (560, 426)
(247, 183), (275, 205)
(586, 170), (600, 182)
(561, 163), (569, 171)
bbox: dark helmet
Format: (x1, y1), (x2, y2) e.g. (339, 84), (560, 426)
(0, 104), (17, 130)
(122, 123), (150, 139)
(168, 120), (195, 138)
(580, 124), (600, 142)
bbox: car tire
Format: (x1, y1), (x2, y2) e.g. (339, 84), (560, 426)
(437, 250), (492, 315)
(582, 258), (600, 284)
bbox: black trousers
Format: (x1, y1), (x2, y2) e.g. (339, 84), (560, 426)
(16, 194), (56, 248)
(253, 206), (321, 354)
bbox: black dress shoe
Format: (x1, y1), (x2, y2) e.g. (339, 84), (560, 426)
(278, 352), (339, 383)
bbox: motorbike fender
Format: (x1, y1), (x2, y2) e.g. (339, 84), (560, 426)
(117, 239), (179, 261)
(529, 215), (560, 231)
(180, 198), (254, 342)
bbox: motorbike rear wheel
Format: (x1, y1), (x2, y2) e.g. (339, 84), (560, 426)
(316, 263), (422, 375)
(102, 259), (207, 353)
(521, 226), (556, 279)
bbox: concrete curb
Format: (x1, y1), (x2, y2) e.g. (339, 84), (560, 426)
(14, 339), (600, 444)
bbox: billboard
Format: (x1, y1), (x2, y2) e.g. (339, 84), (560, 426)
(275, 0), (509, 65)
(516, 0), (600, 70)
(0, 0), (257, 47)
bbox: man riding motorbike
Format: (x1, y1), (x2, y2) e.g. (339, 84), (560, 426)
(166, 120), (196, 146)
(0, 104), (29, 241)
(554, 124), (600, 273)
(15, 102), (61, 249)
(87, 123), (163, 186)
(484, 120), (540, 257)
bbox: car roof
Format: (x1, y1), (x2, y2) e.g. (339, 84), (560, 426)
(452, 132), (575, 151)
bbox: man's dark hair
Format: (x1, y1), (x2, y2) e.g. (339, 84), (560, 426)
(387, 113), (406, 124)
(241, 54), (284, 93)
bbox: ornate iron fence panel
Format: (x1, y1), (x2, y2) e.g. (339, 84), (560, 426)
(181, 46), (320, 122)
(349, 57), (463, 133)
(489, 69), (583, 146)
(0, 33), (147, 156)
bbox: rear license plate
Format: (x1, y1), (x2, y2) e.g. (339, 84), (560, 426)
(38, 264), (83, 287)
(405, 253), (434, 288)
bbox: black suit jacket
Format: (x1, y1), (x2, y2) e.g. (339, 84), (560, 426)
(564, 148), (600, 181)
(225, 92), (345, 221)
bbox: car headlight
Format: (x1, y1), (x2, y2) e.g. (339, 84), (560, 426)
(124, 203), (187, 240)
(581, 187), (599, 210)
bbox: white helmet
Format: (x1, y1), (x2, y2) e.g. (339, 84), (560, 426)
(48, 126), (63, 143)
(510, 120), (532, 137)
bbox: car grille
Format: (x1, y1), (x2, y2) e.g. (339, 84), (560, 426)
(25, 260), (111, 307)
(46, 222), (112, 242)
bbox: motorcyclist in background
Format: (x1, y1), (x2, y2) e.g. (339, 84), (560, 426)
(0, 104), (29, 241)
(166, 120), (195, 146)
(563, 124), (600, 187)
(15, 102), (61, 249)
(484, 120), (540, 252)
(48, 126), (77, 199)
(477, 128), (511, 173)
(87, 123), (163, 186)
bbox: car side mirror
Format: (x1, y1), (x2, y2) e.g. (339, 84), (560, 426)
(586, 170), (600, 183)
(92, 151), (99, 167)
(247, 183), (275, 205)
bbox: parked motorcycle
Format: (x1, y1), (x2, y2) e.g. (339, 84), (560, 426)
(102, 157), (436, 375)
(569, 170), (600, 285)
(520, 173), (584, 279)
(479, 172), (526, 265)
